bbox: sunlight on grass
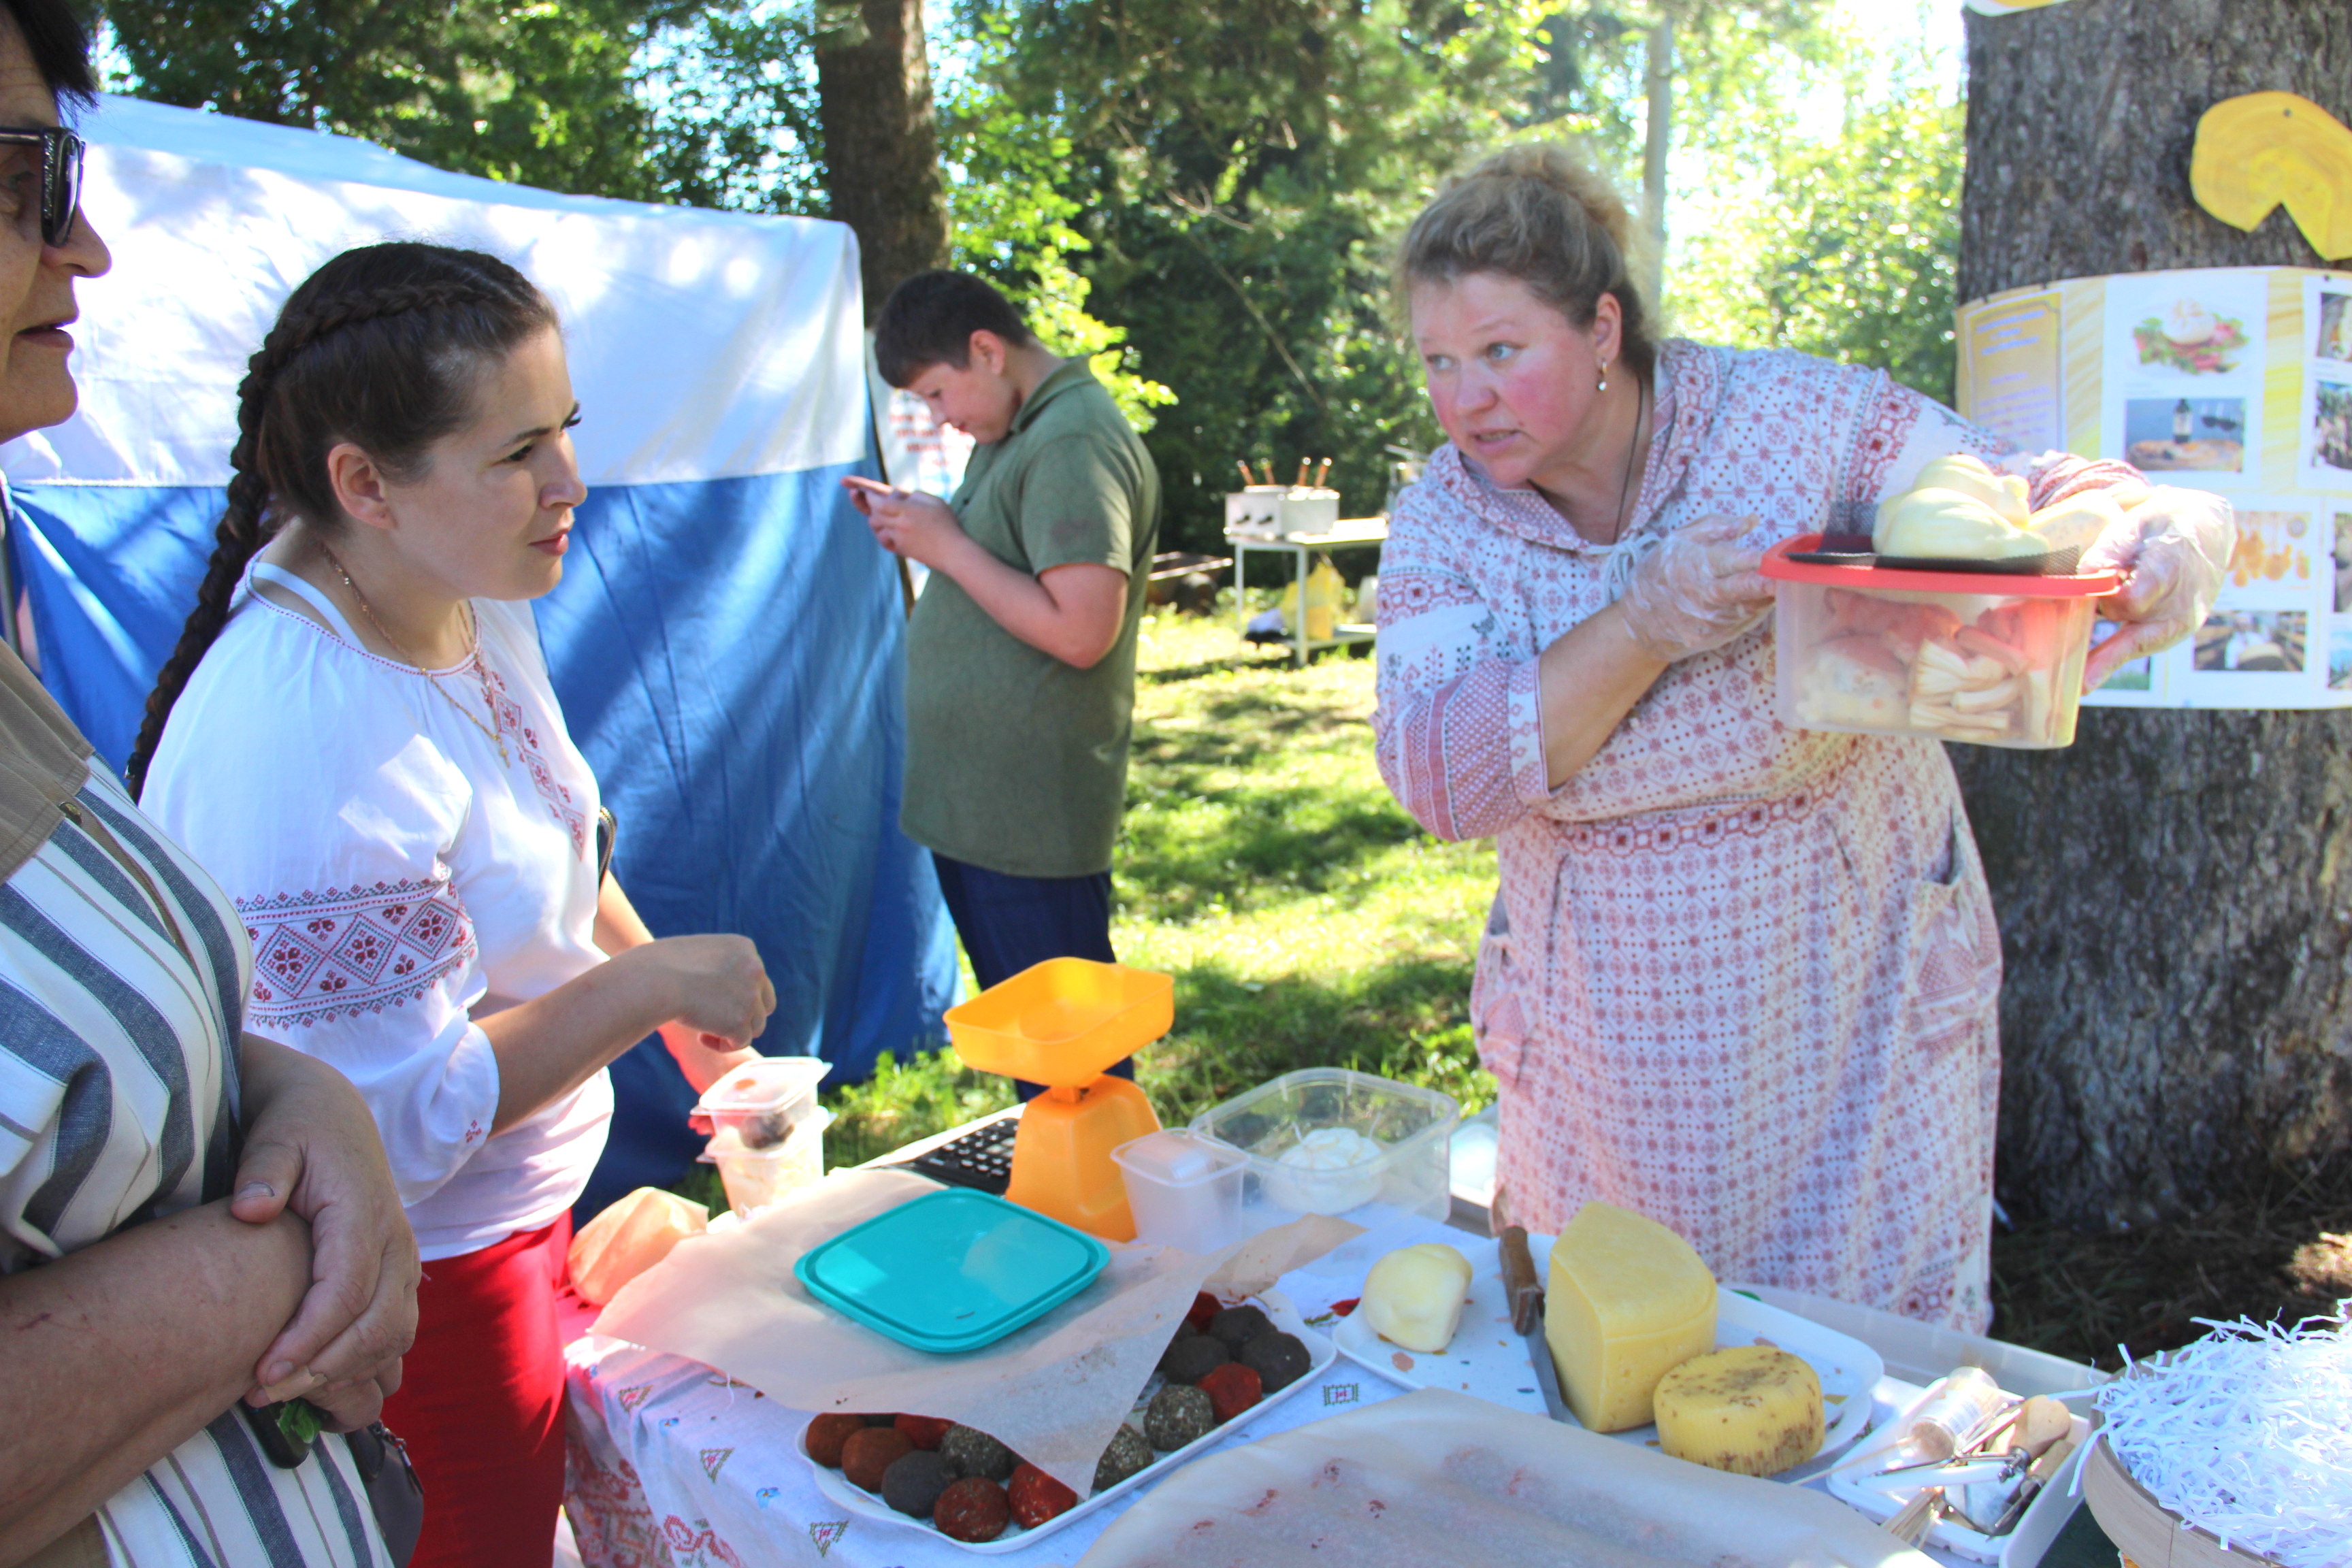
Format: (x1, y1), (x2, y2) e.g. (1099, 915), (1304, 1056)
(823, 612), (1497, 1169)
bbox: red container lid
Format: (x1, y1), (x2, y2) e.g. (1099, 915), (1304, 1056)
(1761, 534), (2124, 598)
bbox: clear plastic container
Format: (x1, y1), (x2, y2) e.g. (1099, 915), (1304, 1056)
(702, 1107), (832, 1218)
(693, 1055), (832, 1150)
(1188, 1068), (1460, 1222)
(1111, 1129), (1249, 1253)
(1762, 536), (2122, 751)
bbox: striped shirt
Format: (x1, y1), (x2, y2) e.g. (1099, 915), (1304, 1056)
(0, 764), (387, 1567)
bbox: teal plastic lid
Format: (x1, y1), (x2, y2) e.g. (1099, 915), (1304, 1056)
(792, 1190), (1111, 1354)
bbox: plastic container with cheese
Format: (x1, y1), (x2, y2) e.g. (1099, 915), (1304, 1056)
(1189, 1068), (1460, 1222)
(1761, 535), (2123, 751)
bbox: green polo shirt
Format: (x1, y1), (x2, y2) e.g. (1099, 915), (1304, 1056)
(900, 359), (1161, 878)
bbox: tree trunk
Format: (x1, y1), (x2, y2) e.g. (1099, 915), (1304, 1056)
(1641, 15), (1672, 309)
(814, 0), (949, 318)
(1957, 0), (2352, 1230)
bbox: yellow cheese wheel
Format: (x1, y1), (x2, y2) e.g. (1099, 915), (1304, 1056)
(1911, 454), (2029, 526)
(1544, 1201), (1717, 1433)
(1654, 1345), (1825, 1477)
(1876, 487), (2043, 560)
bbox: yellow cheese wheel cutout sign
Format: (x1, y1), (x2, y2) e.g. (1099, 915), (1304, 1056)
(2191, 93), (2352, 262)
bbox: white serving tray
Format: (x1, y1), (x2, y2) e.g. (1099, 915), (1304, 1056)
(1825, 1375), (2094, 1565)
(802, 1290), (1336, 1554)
(1333, 1233), (1883, 1475)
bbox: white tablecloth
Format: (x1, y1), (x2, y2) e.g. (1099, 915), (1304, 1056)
(560, 1210), (2037, 1568)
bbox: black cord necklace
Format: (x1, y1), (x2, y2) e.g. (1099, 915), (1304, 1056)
(1605, 378), (1651, 547)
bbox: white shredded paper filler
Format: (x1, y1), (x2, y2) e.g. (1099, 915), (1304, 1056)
(2091, 1304), (2352, 1568)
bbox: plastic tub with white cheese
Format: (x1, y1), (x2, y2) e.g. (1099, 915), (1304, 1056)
(1187, 1068), (1459, 1222)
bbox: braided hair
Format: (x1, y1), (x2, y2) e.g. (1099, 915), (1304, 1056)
(125, 243), (557, 798)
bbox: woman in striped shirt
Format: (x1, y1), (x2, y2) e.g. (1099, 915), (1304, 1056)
(0, 3), (418, 1563)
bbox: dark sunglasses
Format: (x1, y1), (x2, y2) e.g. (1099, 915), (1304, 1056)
(0, 126), (83, 247)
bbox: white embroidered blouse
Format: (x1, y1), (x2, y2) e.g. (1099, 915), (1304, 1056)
(143, 564), (610, 1260)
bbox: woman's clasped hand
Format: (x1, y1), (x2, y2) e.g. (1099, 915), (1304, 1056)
(1615, 513), (1774, 664)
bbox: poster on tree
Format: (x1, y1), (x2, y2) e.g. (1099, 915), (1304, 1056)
(1955, 265), (2352, 709)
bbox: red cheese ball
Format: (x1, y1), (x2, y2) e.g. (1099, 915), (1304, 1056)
(895, 1414), (953, 1451)
(1007, 1463), (1079, 1528)
(1184, 1291), (1221, 1333)
(842, 1426), (915, 1492)
(933, 1476), (1011, 1542)
(804, 1412), (866, 1467)
(1197, 1360), (1263, 1424)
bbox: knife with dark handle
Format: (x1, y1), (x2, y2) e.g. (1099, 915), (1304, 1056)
(1499, 1226), (1574, 1424)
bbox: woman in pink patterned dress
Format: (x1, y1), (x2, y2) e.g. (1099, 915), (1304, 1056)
(1374, 148), (2230, 1330)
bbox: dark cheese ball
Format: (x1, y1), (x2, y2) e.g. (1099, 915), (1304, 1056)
(842, 1426), (915, 1492)
(1092, 1423), (1153, 1492)
(1159, 1333), (1231, 1384)
(804, 1412), (866, 1468)
(939, 1423), (1017, 1483)
(933, 1477), (1011, 1543)
(1208, 1305), (1274, 1352)
(880, 1450), (958, 1518)
(1239, 1329), (1313, 1392)
(1143, 1384), (1217, 1452)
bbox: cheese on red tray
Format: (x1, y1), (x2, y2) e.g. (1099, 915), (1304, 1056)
(1544, 1200), (1717, 1433)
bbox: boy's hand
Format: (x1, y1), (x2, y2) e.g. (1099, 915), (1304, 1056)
(843, 475), (966, 569)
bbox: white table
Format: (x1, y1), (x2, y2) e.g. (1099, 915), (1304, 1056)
(1228, 517), (1387, 666)
(562, 1174), (2096, 1568)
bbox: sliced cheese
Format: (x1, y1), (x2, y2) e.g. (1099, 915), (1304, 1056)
(1544, 1201), (1717, 1433)
(1910, 455), (2029, 526)
(1654, 1345), (1825, 1477)
(1361, 1242), (1473, 1353)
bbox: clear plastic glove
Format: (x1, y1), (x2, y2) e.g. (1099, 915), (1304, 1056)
(2078, 487), (2236, 691)
(1618, 512), (1774, 664)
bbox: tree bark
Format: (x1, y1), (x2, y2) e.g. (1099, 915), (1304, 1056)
(1957, 0), (2352, 1230)
(1641, 15), (1672, 309)
(814, 0), (950, 318)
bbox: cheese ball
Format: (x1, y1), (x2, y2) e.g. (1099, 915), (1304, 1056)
(1159, 1334), (1231, 1384)
(939, 1423), (1017, 1483)
(1197, 1361), (1263, 1424)
(894, 1414), (952, 1451)
(1144, 1384), (1217, 1452)
(1239, 1329), (1311, 1392)
(1207, 1304), (1273, 1352)
(804, 1412), (866, 1467)
(842, 1426), (915, 1491)
(932, 1477), (1011, 1543)
(1092, 1423), (1153, 1492)
(1184, 1291), (1221, 1333)
(1008, 1463), (1079, 1528)
(880, 1450), (958, 1518)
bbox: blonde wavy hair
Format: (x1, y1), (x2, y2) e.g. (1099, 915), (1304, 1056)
(1397, 144), (1656, 376)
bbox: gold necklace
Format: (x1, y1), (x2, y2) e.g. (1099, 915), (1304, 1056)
(315, 544), (511, 767)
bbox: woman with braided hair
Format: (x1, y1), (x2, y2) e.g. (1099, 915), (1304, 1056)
(137, 242), (779, 1565)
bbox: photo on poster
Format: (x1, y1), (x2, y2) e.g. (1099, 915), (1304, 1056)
(2317, 287), (2352, 364)
(2091, 617), (2154, 691)
(2334, 512), (2352, 612)
(2226, 508), (2316, 590)
(2194, 610), (2306, 673)
(2106, 270), (2266, 388)
(2125, 395), (2247, 474)
(2332, 626), (2352, 691)
(2306, 374), (2352, 484)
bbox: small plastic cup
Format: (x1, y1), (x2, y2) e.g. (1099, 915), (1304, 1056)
(1111, 1129), (1248, 1254)
(693, 1056), (832, 1149)
(702, 1107), (832, 1218)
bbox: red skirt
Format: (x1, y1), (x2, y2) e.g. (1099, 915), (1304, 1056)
(382, 1213), (572, 1568)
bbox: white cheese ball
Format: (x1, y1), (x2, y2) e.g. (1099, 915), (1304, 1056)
(1263, 1127), (1384, 1213)
(1361, 1242), (1473, 1354)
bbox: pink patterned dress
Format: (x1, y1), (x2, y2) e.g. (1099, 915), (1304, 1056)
(1374, 340), (2140, 1330)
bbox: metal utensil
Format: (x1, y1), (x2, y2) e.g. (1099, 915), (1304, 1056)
(1498, 1225), (1573, 1424)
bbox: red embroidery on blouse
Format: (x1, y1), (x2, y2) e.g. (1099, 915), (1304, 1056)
(480, 665), (589, 860)
(239, 878), (476, 1028)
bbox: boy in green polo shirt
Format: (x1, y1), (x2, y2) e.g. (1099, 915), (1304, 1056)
(845, 272), (1160, 1075)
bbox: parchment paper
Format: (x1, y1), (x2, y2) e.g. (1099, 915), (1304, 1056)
(591, 1169), (1360, 1494)
(1077, 1387), (1938, 1568)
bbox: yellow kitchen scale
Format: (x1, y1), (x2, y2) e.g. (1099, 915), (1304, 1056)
(945, 959), (1171, 1241)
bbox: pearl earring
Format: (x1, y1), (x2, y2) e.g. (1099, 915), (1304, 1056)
(1597, 361), (1610, 393)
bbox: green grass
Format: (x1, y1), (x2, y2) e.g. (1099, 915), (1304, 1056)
(821, 612), (1497, 1169)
